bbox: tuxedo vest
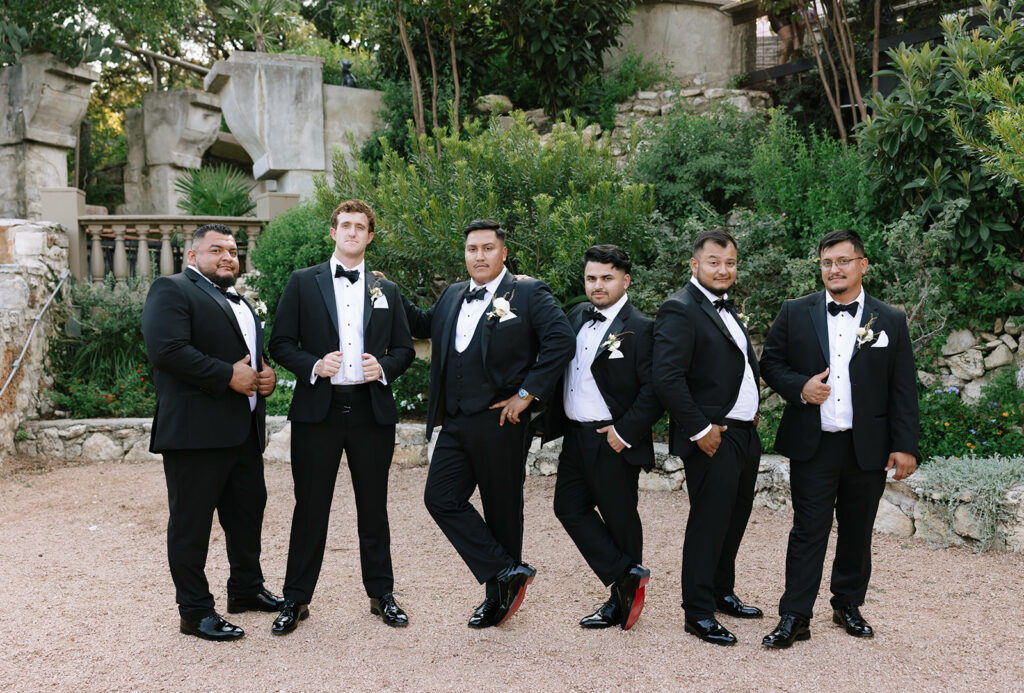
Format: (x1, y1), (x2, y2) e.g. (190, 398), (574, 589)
(444, 312), (495, 416)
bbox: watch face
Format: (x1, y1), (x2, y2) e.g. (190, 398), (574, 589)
(518, 388), (528, 399)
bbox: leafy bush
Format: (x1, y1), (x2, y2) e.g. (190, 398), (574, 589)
(571, 48), (673, 131)
(393, 358), (430, 417)
(281, 34), (380, 89)
(316, 114), (658, 309)
(174, 164), (256, 217)
(1, 1), (117, 67)
(858, 0), (1024, 254)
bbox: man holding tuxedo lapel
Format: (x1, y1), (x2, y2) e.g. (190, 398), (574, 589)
(653, 228), (764, 646)
(759, 229), (918, 648)
(268, 199), (415, 634)
(543, 245), (663, 631)
(142, 223), (283, 641)
(402, 219), (574, 628)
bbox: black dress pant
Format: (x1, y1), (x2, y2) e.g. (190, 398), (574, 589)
(553, 421), (642, 586)
(162, 415), (267, 619)
(681, 423), (760, 620)
(284, 386), (396, 604)
(423, 408), (530, 593)
(780, 430), (886, 620)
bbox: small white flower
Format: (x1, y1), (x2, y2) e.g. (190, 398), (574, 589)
(737, 312), (749, 327)
(369, 285), (384, 303)
(855, 314), (879, 349)
(486, 292), (515, 320)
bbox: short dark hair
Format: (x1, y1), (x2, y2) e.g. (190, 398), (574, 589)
(583, 244), (631, 274)
(818, 228), (864, 256)
(463, 219), (507, 241)
(192, 223), (235, 247)
(330, 199), (376, 235)
(692, 227), (737, 255)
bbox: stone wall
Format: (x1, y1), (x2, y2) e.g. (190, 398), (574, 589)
(926, 320), (1024, 404)
(0, 220), (69, 464)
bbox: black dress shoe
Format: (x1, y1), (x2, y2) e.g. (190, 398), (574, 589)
(179, 613), (244, 642)
(684, 617), (737, 645)
(716, 592), (764, 619)
(370, 592), (409, 627)
(493, 561), (537, 626)
(615, 564), (651, 631)
(762, 613), (811, 649)
(271, 600), (309, 636)
(580, 595), (622, 629)
(227, 587), (286, 614)
(467, 598), (501, 629)
(833, 605), (874, 637)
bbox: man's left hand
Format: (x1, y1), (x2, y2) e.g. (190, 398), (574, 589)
(886, 451), (917, 480)
(490, 394), (532, 425)
(596, 425), (626, 453)
(362, 353), (384, 382)
(256, 360), (276, 396)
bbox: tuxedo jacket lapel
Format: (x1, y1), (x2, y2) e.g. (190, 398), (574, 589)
(809, 291), (830, 364)
(481, 272), (516, 366)
(187, 269), (247, 348)
(686, 282), (741, 352)
(362, 274), (375, 336)
(315, 262), (340, 338)
(596, 302), (629, 359)
(849, 293), (880, 367)
(437, 280), (468, 374)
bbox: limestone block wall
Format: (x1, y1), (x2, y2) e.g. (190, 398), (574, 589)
(0, 220), (69, 463)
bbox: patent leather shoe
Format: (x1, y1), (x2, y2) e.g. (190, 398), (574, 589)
(716, 592), (763, 619)
(179, 613), (244, 642)
(833, 605), (874, 637)
(271, 600), (309, 636)
(684, 617), (737, 645)
(615, 564), (651, 631)
(467, 598), (501, 628)
(762, 613), (811, 649)
(227, 587), (286, 614)
(494, 561), (537, 625)
(370, 592), (409, 627)
(579, 594), (621, 629)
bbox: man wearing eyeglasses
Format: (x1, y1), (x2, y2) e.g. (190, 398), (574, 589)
(759, 228), (918, 649)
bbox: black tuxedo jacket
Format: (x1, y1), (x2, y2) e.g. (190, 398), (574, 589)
(539, 300), (663, 468)
(268, 261), (415, 426)
(759, 290), (919, 469)
(402, 272), (575, 440)
(142, 269), (268, 453)
(653, 281), (761, 459)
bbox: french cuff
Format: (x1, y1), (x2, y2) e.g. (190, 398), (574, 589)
(689, 423), (712, 442)
(310, 360), (321, 385)
(610, 425), (632, 449)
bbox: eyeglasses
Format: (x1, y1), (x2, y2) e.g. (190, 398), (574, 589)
(819, 256), (864, 270)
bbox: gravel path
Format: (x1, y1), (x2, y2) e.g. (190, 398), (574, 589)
(0, 456), (1021, 691)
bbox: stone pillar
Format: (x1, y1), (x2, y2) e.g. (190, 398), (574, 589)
(120, 89), (222, 214)
(0, 54), (98, 220)
(39, 187), (87, 278)
(255, 192), (300, 221)
(205, 52), (325, 199)
(322, 84), (384, 171)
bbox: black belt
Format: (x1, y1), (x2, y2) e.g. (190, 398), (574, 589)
(332, 383), (370, 393)
(721, 417), (756, 430)
(566, 419), (613, 429)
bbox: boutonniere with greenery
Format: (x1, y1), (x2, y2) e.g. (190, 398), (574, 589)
(600, 330), (634, 357)
(369, 279), (384, 304)
(486, 290), (516, 320)
(856, 313), (878, 349)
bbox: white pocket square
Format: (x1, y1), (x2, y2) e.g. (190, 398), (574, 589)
(607, 350), (625, 360)
(499, 312), (518, 323)
(871, 330), (889, 347)
(373, 296), (389, 309)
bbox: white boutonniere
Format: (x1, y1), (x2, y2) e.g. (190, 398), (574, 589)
(736, 311), (749, 328)
(486, 291), (516, 322)
(856, 313), (878, 349)
(369, 280), (388, 308)
(600, 331), (634, 359)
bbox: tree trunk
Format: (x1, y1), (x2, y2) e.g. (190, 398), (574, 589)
(395, 1), (426, 140)
(447, 0), (460, 133)
(872, 0), (881, 97)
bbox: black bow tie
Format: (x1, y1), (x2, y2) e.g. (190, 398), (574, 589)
(219, 288), (241, 304)
(582, 306), (607, 325)
(713, 297), (735, 313)
(463, 288), (487, 303)
(828, 300), (858, 317)
(335, 265), (360, 283)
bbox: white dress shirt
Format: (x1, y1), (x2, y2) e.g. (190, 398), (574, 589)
(310, 257), (383, 385)
(454, 267), (508, 353)
(820, 288), (864, 432)
(187, 266), (257, 411)
(688, 276), (759, 441)
(563, 293), (631, 447)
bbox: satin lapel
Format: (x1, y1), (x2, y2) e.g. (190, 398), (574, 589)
(242, 296), (264, 368)
(437, 281), (467, 372)
(571, 304), (587, 334)
(596, 301), (629, 359)
(187, 269), (246, 347)
(362, 274), (375, 336)
(809, 291), (830, 364)
(315, 263), (339, 337)
(481, 272), (516, 366)
(741, 322), (759, 381)
(849, 293), (879, 367)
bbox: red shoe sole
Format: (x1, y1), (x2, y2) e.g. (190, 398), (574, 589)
(622, 576), (649, 631)
(497, 575), (534, 626)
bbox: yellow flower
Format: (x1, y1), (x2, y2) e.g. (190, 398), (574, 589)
(944, 422), (950, 427)
(1003, 412), (1009, 417)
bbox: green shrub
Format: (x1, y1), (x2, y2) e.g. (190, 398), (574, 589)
(174, 164), (256, 217)
(393, 358), (431, 417)
(571, 48), (674, 131)
(281, 35), (380, 88)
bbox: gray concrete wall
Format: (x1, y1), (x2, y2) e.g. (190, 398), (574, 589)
(323, 84), (384, 171)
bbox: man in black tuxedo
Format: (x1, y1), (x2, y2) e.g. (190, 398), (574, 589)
(142, 223), (284, 641)
(401, 219), (575, 628)
(542, 244), (663, 631)
(268, 199), (415, 634)
(759, 228), (918, 648)
(653, 228), (764, 646)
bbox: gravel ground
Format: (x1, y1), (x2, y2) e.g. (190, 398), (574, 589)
(0, 455), (1022, 692)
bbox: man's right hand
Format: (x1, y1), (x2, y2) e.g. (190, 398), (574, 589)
(314, 351), (343, 378)
(696, 424), (727, 457)
(229, 354), (258, 396)
(801, 368), (831, 405)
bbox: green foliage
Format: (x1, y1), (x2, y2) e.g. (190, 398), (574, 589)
(265, 364), (295, 416)
(281, 35), (380, 88)
(174, 164), (256, 217)
(15, 428), (29, 442)
(318, 114), (658, 308)
(0, 0), (117, 67)
(950, 67), (1024, 190)
(630, 103), (765, 221)
(250, 202), (332, 323)
(217, 0), (300, 53)
(570, 48), (673, 131)
(48, 277), (155, 418)
(393, 358), (431, 417)
(917, 454), (1024, 550)
(858, 0), (1024, 254)
(757, 399), (785, 452)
